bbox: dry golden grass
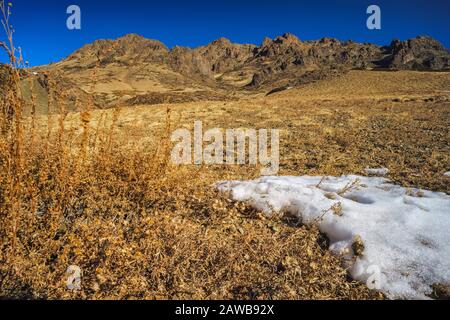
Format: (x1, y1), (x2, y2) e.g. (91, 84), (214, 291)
(1, 3), (449, 300)
(1, 66), (393, 300)
(3, 69), (447, 300)
(0, 100), (382, 299)
(281, 70), (450, 100)
(0, 51), (383, 302)
(66, 71), (448, 193)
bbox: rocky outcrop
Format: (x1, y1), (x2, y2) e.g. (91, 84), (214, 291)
(192, 37), (255, 74)
(168, 37), (255, 82)
(245, 34), (382, 88)
(65, 33), (169, 67)
(384, 36), (450, 70)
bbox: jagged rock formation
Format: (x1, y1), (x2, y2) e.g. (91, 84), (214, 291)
(244, 33), (382, 87)
(55, 33), (449, 83)
(170, 37), (256, 79)
(384, 36), (450, 70)
(66, 34), (169, 67)
(25, 33), (450, 109)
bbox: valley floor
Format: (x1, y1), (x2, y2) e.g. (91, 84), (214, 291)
(59, 70), (449, 193)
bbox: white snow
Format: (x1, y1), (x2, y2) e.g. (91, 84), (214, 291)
(217, 175), (450, 299)
(365, 167), (389, 176)
(444, 171), (450, 177)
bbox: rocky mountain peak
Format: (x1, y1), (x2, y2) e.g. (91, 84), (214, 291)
(115, 33), (168, 50)
(275, 33), (302, 44)
(387, 36), (449, 70)
(209, 37), (232, 46)
(255, 33), (305, 59)
(65, 33), (168, 66)
(318, 37), (340, 45)
(390, 36), (445, 53)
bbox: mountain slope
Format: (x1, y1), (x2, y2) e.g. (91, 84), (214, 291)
(25, 33), (450, 111)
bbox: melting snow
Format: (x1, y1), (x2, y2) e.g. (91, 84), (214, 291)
(217, 175), (450, 299)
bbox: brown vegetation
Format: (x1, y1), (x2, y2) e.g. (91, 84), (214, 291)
(1, 2), (449, 300)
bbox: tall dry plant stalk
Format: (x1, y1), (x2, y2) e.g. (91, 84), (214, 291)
(0, 0), (179, 271)
(0, 0), (25, 261)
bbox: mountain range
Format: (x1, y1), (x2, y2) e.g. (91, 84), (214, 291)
(4, 33), (450, 112)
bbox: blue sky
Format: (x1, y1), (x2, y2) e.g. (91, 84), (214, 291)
(1, 0), (449, 66)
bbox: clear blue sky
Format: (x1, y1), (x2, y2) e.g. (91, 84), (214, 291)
(1, 0), (449, 66)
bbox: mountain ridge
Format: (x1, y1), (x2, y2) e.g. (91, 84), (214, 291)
(60, 33), (450, 72)
(22, 33), (450, 110)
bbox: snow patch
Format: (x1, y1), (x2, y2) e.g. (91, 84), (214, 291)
(217, 175), (450, 299)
